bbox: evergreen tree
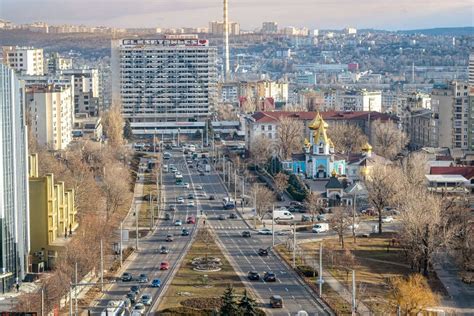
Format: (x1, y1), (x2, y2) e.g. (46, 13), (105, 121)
(220, 285), (239, 316)
(238, 289), (257, 315)
(123, 119), (133, 141)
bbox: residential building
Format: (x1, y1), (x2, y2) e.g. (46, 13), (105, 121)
(261, 22), (278, 34)
(219, 82), (239, 104)
(0, 64), (30, 292)
(2, 46), (44, 75)
(61, 68), (100, 116)
(336, 90), (382, 112)
(408, 108), (439, 149)
(26, 83), (74, 150)
(111, 37), (218, 136)
(296, 72), (317, 86)
(344, 27), (357, 35)
(239, 80), (288, 103)
(28, 154), (77, 270)
(45, 52), (72, 74)
(209, 21), (240, 35)
(469, 53), (474, 86)
(73, 116), (103, 141)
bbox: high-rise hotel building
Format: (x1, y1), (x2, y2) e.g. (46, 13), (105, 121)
(111, 36), (218, 136)
(0, 64), (30, 291)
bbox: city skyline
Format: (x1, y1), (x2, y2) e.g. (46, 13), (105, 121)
(1, 0), (473, 30)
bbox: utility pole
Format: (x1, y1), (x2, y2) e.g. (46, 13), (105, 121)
(74, 262), (78, 316)
(41, 286), (44, 316)
(100, 239), (104, 292)
(135, 204), (139, 251)
(119, 221), (123, 266)
(241, 177), (245, 213)
(227, 161), (231, 188)
(319, 242), (323, 297)
(234, 169), (237, 201)
(352, 270), (356, 315)
(149, 193), (153, 230)
(69, 284), (73, 316)
(272, 205), (275, 247)
(353, 193), (357, 244)
(293, 224), (297, 268)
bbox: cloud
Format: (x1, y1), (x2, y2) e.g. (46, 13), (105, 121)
(0, 0), (472, 30)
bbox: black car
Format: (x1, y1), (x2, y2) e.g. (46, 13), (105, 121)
(130, 285), (140, 294)
(138, 274), (148, 283)
(181, 229), (190, 236)
(126, 291), (137, 304)
(164, 213), (171, 220)
(121, 272), (132, 282)
(209, 195), (215, 200)
(258, 248), (269, 256)
(199, 171), (205, 176)
(263, 272), (277, 282)
(247, 271), (260, 281)
(159, 246), (169, 254)
(229, 213), (237, 219)
(241, 231), (251, 238)
(165, 234), (173, 242)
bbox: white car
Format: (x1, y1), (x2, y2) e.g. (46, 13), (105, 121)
(194, 185), (203, 190)
(382, 216), (394, 223)
(258, 228), (273, 235)
(276, 229), (292, 236)
(177, 197), (184, 204)
(133, 303), (146, 314)
(182, 182), (190, 189)
(187, 201), (195, 207)
(347, 223), (360, 230)
(174, 220), (183, 226)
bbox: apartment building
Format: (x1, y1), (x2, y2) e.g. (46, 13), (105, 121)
(26, 83), (74, 150)
(45, 52), (72, 74)
(469, 53), (474, 87)
(62, 68), (99, 116)
(2, 46), (44, 75)
(0, 64), (30, 292)
(261, 22), (278, 34)
(111, 37), (218, 136)
(336, 90), (382, 112)
(408, 108), (439, 149)
(209, 21), (240, 35)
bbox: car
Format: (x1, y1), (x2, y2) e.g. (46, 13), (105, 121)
(270, 295), (283, 308)
(218, 214), (226, 220)
(187, 201), (195, 207)
(165, 234), (173, 242)
(199, 171), (205, 176)
(150, 279), (161, 288)
(130, 285), (140, 295)
(276, 229), (292, 236)
(258, 228), (272, 235)
(347, 223), (360, 230)
(316, 214), (327, 221)
(186, 216), (195, 224)
(138, 274), (148, 283)
(121, 272), (133, 282)
(241, 231), (251, 238)
(126, 291), (137, 304)
(382, 216), (394, 223)
(160, 261), (170, 270)
(263, 272), (277, 282)
(133, 303), (146, 314)
(247, 271), (260, 281)
(164, 213), (171, 220)
(301, 215), (314, 222)
(186, 160), (193, 164)
(177, 197), (184, 204)
(360, 207), (376, 216)
(188, 193), (195, 199)
(209, 195), (215, 200)
(169, 205), (177, 212)
(195, 185), (203, 190)
(141, 294), (152, 306)
(159, 246), (169, 254)
(258, 248), (269, 256)
(181, 229), (190, 236)
(182, 182), (190, 189)
(229, 213), (237, 219)
(174, 220), (182, 226)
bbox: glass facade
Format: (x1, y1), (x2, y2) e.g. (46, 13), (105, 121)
(0, 64), (29, 292)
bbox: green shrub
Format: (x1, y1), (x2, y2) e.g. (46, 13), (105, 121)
(297, 265), (318, 278)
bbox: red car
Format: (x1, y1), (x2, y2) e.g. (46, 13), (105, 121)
(160, 261), (170, 270)
(186, 216), (195, 224)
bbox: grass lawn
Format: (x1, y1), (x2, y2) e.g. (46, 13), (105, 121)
(157, 228), (246, 313)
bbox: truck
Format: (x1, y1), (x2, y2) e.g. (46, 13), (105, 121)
(101, 300), (126, 316)
(205, 164), (211, 172)
(273, 209), (294, 221)
(312, 223), (329, 233)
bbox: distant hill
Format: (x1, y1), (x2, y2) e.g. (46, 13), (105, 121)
(397, 27), (474, 36)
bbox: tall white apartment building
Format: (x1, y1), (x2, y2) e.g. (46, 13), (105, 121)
(469, 53), (474, 86)
(26, 84), (74, 150)
(262, 22), (278, 34)
(2, 46), (44, 75)
(61, 68), (99, 116)
(111, 37), (218, 136)
(336, 90), (382, 112)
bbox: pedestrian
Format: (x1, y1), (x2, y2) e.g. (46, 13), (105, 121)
(15, 282), (19, 293)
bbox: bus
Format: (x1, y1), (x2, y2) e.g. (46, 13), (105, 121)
(222, 197), (235, 209)
(175, 173), (183, 185)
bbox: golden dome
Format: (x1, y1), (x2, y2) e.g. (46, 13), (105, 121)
(308, 112), (328, 130)
(362, 142), (373, 152)
(331, 169), (337, 177)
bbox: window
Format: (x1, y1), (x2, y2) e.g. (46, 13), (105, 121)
(261, 125), (265, 131)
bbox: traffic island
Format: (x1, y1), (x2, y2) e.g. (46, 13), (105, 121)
(156, 227), (249, 314)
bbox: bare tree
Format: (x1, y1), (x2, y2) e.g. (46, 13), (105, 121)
(102, 104), (124, 148)
(276, 117), (304, 160)
(390, 274), (439, 314)
(215, 103), (239, 120)
(303, 191), (321, 222)
(329, 206), (352, 249)
(274, 172), (289, 197)
(372, 119), (408, 160)
(328, 124), (368, 155)
(249, 135), (274, 167)
(364, 163), (397, 234)
(251, 184), (275, 219)
(102, 162), (132, 219)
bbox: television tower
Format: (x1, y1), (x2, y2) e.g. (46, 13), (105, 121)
(223, 0), (230, 81)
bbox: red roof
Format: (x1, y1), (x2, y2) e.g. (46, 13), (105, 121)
(430, 166), (474, 180)
(251, 111), (396, 123)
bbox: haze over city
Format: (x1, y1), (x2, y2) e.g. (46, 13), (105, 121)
(1, 0), (473, 30)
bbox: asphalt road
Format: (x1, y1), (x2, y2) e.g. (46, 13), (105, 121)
(89, 152), (200, 314)
(177, 149), (331, 316)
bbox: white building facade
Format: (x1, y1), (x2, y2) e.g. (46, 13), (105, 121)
(2, 46), (44, 75)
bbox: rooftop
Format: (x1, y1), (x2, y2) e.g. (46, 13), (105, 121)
(251, 111), (396, 124)
(425, 174), (468, 183)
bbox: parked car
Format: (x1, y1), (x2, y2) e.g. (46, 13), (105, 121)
(218, 214), (226, 220)
(121, 272), (133, 282)
(141, 294), (152, 306)
(133, 303), (146, 314)
(159, 246), (169, 254)
(186, 216), (195, 224)
(138, 274), (148, 283)
(316, 214), (327, 221)
(312, 223), (330, 233)
(382, 216), (394, 223)
(301, 215), (314, 222)
(241, 231), (251, 238)
(181, 229), (190, 236)
(160, 262), (170, 270)
(174, 220), (182, 226)
(165, 234), (173, 242)
(229, 213), (237, 219)
(263, 272), (277, 282)
(150, 279), (161, 288)
(258, 228), (272, 235)
(177, 197), (184, 204)
(187, 201), (195, 207)
(258, 248), (269, 256)
(247, 271), (260, 281)
(270, 295), (283, 308)
(195, 185), (203, 190)
(169, 205), (177, 212)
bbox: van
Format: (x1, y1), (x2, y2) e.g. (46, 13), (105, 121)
(270, 295), (283, 308)
(163, 165), (168, 172)
(273, 209), (294, 221)
(312, 223), (329, 233)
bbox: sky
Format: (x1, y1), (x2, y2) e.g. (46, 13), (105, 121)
(0, 0), (473, 31)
